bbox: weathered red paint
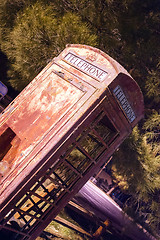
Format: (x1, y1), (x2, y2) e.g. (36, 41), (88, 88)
(0, 44), (144, 239)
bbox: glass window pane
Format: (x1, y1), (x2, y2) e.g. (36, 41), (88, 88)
(66, 147), (92, 173)
(54, 163), (77, 186)
(94, 115), (117, 144)
(79, 130), (104, 159)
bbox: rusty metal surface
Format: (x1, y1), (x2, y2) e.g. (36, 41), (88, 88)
(0, 44), (144, 239)
(0, 44), (144, 205)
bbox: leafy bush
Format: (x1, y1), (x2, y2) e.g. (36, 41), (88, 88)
(1, 2), (97, 90)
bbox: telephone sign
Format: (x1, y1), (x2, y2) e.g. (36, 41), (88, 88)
(64, 52), (108, 81)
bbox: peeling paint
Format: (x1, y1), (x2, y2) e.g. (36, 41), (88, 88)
(0, 45), (144, 240)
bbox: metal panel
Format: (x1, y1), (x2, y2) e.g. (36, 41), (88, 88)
(0, 68), (96, 206)
(0, 44), (144, 240)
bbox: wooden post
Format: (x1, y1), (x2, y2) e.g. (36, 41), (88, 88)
(93, 156), (112, 180)
(92, 219), (110, 239)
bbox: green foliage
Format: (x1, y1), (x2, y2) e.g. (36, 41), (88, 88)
(145, 63), (160, 104)
(110, 0), (160, 94)
(45, 209), (86, 240)
(56, 12), (97, 50)
(112, 126), (160, 233)
(52, 0), (122, 55)
(143, 111), (160, 142)
(0, 0), (37, 42)
(113, 126), (160, 195)
(1, 2), (58, 90)
(1, 2), (97, 90)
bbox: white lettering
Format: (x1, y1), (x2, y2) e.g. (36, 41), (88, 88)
(113, 85), (136, 123)
(64, 53), (108, 81)
(98, 71), (107, 80)
(89, 67), (96, 74)
(64, 53), (72, 61)
(77, 60), (84, 68)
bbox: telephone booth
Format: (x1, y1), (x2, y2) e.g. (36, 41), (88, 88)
(0, 44), (144, 239)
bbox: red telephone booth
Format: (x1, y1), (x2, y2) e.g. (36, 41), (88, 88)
(0, 44), (144, 239)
